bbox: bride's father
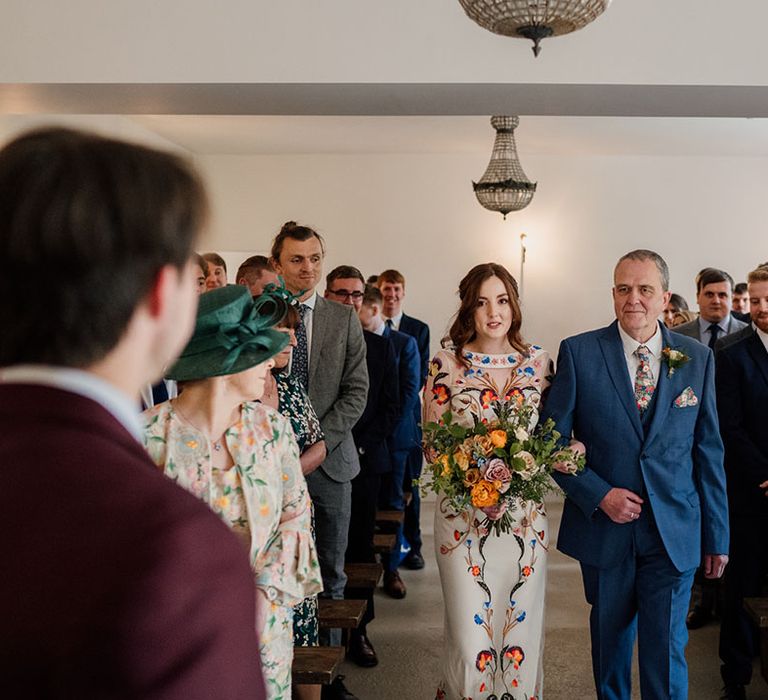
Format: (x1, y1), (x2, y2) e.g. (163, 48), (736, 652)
(543, 249), (729, 700)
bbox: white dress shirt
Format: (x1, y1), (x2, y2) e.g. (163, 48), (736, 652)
(384, 310), (404, 331)
(0, 364), (142, 441)
(617, 322), (663, 387)
(757, 326), (768, 354)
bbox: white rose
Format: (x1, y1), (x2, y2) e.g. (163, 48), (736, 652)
(513, 450), (539, 481)
(514, 427), (529, 442)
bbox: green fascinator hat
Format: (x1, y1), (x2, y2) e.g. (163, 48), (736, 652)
(166, 285), (289, 381)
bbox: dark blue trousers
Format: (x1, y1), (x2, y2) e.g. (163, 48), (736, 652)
(380, 448), (409, 572)
(580, 511), (695, 700)
(402, 445), (423, 556)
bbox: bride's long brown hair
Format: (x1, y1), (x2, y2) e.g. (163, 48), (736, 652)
(449, 263), (528, 369)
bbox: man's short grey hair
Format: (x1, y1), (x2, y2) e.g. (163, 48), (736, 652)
(615, 249), (670, 292)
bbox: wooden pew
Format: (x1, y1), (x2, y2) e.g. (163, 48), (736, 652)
(292, 646), (344, 685)
(743, 597), (768, 684)
(375, 509), (404, 533)
(318, 598), (367, 630)
(373, 532), (397, 554)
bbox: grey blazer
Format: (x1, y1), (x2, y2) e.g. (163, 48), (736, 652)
(308, 295), (369, 482)
(673, 316), (748, 344)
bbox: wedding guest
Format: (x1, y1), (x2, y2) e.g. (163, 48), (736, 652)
(377, 268), (430, 570)
(731, 282), (751, 321)
(238, 254), (279, 297)
(663, 292), (690, 328)
(193, 253), (208, 295)
(203, 251), (227, 290)
(670, 309), (697, 328)
(543, 249), (729, 700)
(271, 223), (368, 700)
(716, 266), (768, 700)
(142, 285), (322, 700)
(256, 285), (326, 700)
(0, 127), (265, 698)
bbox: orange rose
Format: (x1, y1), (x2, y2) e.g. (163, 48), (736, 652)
(437, 454), (451, 477)
(463, 468), (481, 486)
(489, 430), (507, 448)
(473, 435), (494, 456)
(454, 450), (470, 471)
(471, 480), (500, 508)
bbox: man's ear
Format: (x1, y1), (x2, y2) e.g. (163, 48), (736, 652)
(145, 264), (177, 318)
(270, 257), (282, 275)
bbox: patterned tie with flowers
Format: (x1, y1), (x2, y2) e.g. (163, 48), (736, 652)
(633, 344), (656, 413)
(293, 304), (310, 391)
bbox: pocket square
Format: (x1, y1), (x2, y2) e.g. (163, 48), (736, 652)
(674, 387), (698, 408)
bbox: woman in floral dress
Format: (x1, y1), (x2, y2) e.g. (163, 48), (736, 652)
(424, 263), (580, 700)
(142, 285), (323, 700)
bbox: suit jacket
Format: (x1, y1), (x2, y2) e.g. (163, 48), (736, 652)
(383, 325), (421, 452)
(399, 313), (430, 390)
(542, 321), (729, 572)
(353, 331), (401, 475)
(715, 323), (754, 353)
(674, 315), (748, 344)
(309, 295), (369, 482)
(0, 384), (264, 699)
(715, 332), (768, 516)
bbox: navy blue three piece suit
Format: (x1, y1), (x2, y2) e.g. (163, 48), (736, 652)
(716, 329), (768, 688)
(395, 313), (430, 558)
(543, 320), (729, 700)
(348, 330), (401, 630)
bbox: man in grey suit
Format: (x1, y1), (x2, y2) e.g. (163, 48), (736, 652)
(271, 223), (368, 655)
(673, 267), (746, 630)
(675, 268), (748, 350)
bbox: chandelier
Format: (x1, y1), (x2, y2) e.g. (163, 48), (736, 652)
(457, 0), (612, 56)
(473, 116), (536, 219)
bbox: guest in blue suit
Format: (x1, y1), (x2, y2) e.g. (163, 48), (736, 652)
(542, 249), (729, 700)
(359, 284), (421, 598)
(377, 269), (430, 570)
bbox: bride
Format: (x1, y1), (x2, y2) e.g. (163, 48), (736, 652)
(424, 263), (580, 700)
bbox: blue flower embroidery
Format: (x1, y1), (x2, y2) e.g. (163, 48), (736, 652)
(474, 614), (484, 625)
(483, 601), (491, 609)
(524, 367), (535, 376)
(481, 356), (491, 364)
(517, 612), (526, 622)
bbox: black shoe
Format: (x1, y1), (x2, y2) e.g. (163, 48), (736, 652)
(720, 684), (746, 700)
(403, 551), (425, 570)
(348, 631), (378, 667)
(686, 606), (713, 630)
(321, 675), (359, 700)
(383, 570), (407, 598)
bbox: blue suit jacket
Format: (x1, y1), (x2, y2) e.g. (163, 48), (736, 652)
(383, 326), (421, 452)
(542, 320), (729, 572)
(398, 313), (430, 390)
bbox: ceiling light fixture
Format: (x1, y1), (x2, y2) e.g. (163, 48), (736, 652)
(473, 116), (536, 219)
(457, 0), (612, 56)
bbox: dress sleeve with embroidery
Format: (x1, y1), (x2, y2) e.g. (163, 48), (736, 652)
(423, 349), (459, 427)
(252, 411), (323, 607)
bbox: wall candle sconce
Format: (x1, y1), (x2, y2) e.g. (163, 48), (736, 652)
(519, 232), (527, 300)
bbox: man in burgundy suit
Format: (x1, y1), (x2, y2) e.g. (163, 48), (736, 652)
(0, 128), (265, 698)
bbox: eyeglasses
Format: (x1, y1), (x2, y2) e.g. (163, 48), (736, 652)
(328, 289), (364, 300)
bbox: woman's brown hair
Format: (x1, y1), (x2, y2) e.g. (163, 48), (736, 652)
(449, 263), (527, 368)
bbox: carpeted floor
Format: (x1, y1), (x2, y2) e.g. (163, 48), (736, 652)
(337, 495), (768, 699)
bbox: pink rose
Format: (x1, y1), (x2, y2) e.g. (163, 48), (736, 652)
(485, 458), (512, 493)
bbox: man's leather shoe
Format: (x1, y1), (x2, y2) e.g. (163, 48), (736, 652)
(348, 631), (378, 667)
(383, 570), (407, 598)
(403, 551), (425, 570)
(686, 606), (713, 630)
(720, 684), (747, 700)
(321, 675), (359, 700)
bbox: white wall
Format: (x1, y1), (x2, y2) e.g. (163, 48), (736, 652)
(195, 151), (768, 361)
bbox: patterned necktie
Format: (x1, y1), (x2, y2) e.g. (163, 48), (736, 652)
(293, 304), (309, 391)
(708, 323), (721, 350)
(633, 344), (656, 413)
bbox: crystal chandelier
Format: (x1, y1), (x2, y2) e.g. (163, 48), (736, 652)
(473, 116), (536, 219)
(457, 0), (612, 56)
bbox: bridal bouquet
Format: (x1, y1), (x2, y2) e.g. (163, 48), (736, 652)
(422, 399), (585, 536)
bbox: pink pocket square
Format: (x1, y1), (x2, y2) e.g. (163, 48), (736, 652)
(674, 387), (698, 408)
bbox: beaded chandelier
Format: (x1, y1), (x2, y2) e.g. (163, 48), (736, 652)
(473, 116), (536, 219)
(457, 0), (612, 56)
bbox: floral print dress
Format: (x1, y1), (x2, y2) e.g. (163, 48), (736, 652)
(142, 401), (323, 700)
(424, 346), (552, 700)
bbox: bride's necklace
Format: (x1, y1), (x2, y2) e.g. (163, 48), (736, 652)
(172, 401), (227, 452)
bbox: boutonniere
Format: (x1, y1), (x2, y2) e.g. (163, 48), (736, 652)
(662, 346), (690, 377)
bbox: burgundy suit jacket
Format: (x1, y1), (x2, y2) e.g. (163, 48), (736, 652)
(0, 384), (265, 699)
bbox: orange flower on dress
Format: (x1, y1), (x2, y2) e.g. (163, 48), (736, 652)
(471, 480), (499, 508)
(470, 565), (481, 577)
(522, 565), (533, 577)
(186, 440), (198, 449)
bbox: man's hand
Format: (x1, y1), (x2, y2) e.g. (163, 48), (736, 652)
(703, 554), (728, 579)
(598, 488), (643, 524)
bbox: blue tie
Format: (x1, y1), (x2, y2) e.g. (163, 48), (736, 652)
(293, 304), (310, 391)
(151, 380), (169, 405)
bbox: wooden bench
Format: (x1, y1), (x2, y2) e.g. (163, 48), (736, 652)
(344, 562), (383, 590)
(373, 532), (397, 554)
(292, 646), (345, 685)
(318, 598), (367, 630)
(744, 597), (768, 684)
(375, 509), (404, 533)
